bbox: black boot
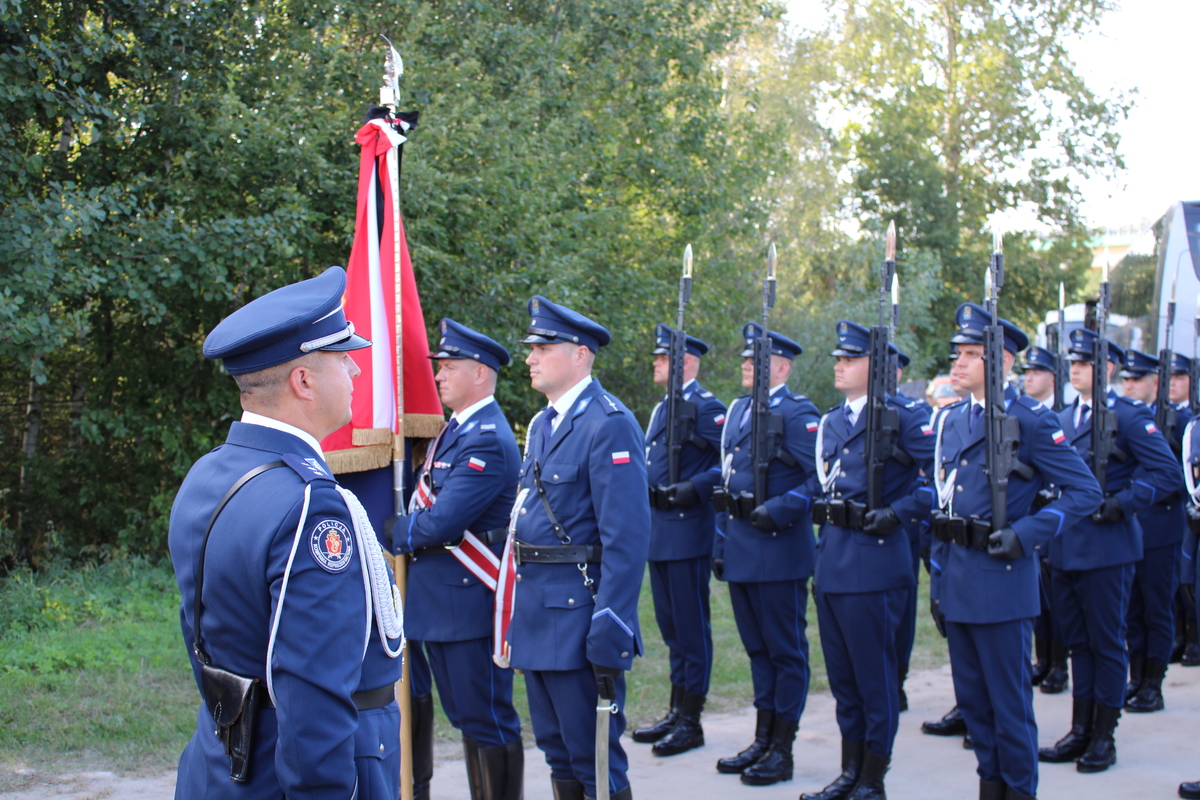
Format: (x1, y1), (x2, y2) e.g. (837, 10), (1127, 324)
(1076, 704), (1120, 773)
(1007, 790), (1036, 800)
(1183, 617), (1200, 667)
(1126, 658), (1167, 712)
(1038, 699), (1093, 763)
(1032, 629), (1051, 686)
(1180, 779), (1200, 799)
(1124, 653), (1145, 702)
(464, 737), (484, 800)
(653, 689), (705, 756)
(478, 740), (523, 800)
(716, 710), (774, 774)
(1039, 641), (1069, 694)
(740, 716), (798, 786)
(411, 693), (436, 800)
(585, 786), (632, 800)
(978, 779), (1005, 800)
(845, 749), (888, 800)
(920, 705), (967, 736)
(632, 684), (681, 743)
(962, 731), (973, 750)
(800, 740), (862, 800)
(552, 778), (586, 800)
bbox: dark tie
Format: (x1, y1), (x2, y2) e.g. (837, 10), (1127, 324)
(969, 403), (984, 432)
(739, 402), (751, 432)
(1078, 403), (1090, 429)
(541, 407), (559, 450)
(444, 418), (460, 438)
(843, 403), (855, 428)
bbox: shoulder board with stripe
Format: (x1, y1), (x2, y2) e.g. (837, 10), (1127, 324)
(280, 453), (337, 483)
(599, 394), (624, 415)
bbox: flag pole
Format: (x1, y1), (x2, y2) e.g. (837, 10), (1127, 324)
(380, 41), (414, 800)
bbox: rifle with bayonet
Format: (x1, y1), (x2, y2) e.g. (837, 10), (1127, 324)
(664, 245), (697, 487)
(1053, 283), (1068, 413)
(1090, 261), (1121, 488)
(982, 231), (1022, 531)
(749, 244), (780, 507)
(864, 222), (903, 511)
(1156, 275), (1180, 453)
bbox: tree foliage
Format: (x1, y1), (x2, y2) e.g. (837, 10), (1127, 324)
(811, 0), (1126, 362)
(0, 0), (789, 565)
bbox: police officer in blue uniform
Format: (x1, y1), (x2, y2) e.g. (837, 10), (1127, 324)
(891, 345), (933, 712)
(1169, 352), (1200, 666)
(393, 319), (524, 800)
(1022, 346), (1071, 693)
(800, 321), (934, 800)
(170, 266), (403, 800)
(1179, 417), (1200, 800)
(631, 325), (726, 757)
(1118, 349), (1191, 713)
(927, 303), (1101, 800)
(1039, 329), (1181, 774)
(507, 296), (650, 800)
(692, 323), (820, 787)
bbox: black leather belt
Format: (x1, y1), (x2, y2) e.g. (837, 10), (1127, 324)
(713, 490), (757, 519)
(648, 485), (672, 510)
(258, 684), (395, 710)
(932, 514), (991, 551)
(411, 528), (507, 558)
(513, 541), (602, 564)
(812, 499), (867, 529)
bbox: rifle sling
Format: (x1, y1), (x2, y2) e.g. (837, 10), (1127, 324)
(532, 460), (572, 545)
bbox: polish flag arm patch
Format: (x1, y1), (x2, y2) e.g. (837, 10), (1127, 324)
(715, 414), (726, 425)
(468, 457), (487, 471)
(921, 424), (934, 436)
(1145, 422), (1158, 434)
(805, 421), (819, 432)
(612, 451), (631, 464)
(1051, 429), (1066, 444)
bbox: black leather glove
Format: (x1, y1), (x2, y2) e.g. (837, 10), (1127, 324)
(931, 597), (947, 639)
(712, 557), (725, 581)
(592, 663), (621, 700)
(863, 506), (901, 536)
(748, 505), (778, 532)
(667, 481), (699, 508)
(1092, 496), (1124, 523)
(987, 527), (1023, 561)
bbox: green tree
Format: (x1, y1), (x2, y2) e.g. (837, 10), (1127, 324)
(809, 0), (1128, 364)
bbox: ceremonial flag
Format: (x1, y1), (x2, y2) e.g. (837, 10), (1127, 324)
(322, 111), (443, 473)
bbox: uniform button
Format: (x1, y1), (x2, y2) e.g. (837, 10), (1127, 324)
(961, 459), (969, 467)
(679, 513), (685, 518)
(621, 652), (629, 658)
(646, 460), (652, 466)
(463, 578), (470, 584)
(651, 440), (657, 446)
(843, 448), (850, 455)
(516, 574), (522, 582)
(568, 598), (575, 605)
(731, 469), (737, 474)
(379, 743), (385, 754)
(519, 507), (527, 515)
(877, 539), (884, 545)
(1006, 565), (1012, 571)
(553, 474), (559, 481)
(735, 447), (741, 452)
(956, 485), (963, 493)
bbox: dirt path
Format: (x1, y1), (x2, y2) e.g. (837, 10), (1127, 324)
(5, 663), (1198, 799)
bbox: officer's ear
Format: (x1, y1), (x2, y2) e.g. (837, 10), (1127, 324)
(1105, 360), (1116, 380)
(1003, 350), (1015, 374)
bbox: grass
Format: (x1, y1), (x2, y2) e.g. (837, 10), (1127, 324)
(0, 552), (948, 787)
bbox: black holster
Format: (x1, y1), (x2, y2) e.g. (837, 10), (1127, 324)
(649, 485), (673, 510)
(932, 512), (991, 551)
(200, 663), (265, 782)
(726, 491), (757, 519)
(812, 499), (867, 529)
(712, 488), (729, 512)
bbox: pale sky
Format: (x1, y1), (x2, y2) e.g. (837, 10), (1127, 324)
(784, 0), (1200, 231)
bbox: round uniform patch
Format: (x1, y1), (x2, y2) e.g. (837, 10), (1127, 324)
(309, 519), (354, 574)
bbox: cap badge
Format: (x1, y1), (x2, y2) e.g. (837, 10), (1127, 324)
(531, 298), (540, 312)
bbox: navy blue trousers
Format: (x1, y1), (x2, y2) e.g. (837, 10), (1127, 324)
(648, 557), (713, 696)
(1126, 544), (1179, 663)
(426, 637), (522, 747)
(815, 587), (906, 755)
(947, 618), (1038, 797)
(525, 667), (628, 798)
(409, 640), (433, 696)
(728, 579), (811, 721)
(1051, 562), (1134, 709)
(895, 533), (920, 682)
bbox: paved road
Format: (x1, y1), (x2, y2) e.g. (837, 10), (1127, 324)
(5, 663), (1198, 799)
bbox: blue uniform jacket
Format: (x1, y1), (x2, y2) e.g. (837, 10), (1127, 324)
(1183, 419), (1200, 584)
(694, 386), (822, 583)
(644, 380), (726, 561)
(397, 400), (520, 641)
(169, 422), (401, 800)
(1053, 391), (1183, 570)
(1135, 401), (1192, 550)
(929, 396), (1101, 623)
(809, 394), (936, 594)
(509, 380), (650, 672)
